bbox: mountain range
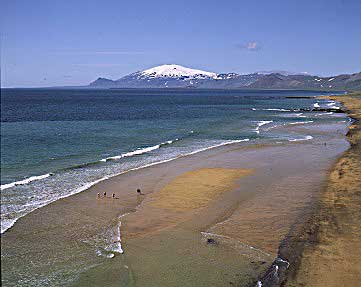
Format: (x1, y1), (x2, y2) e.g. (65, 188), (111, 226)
(89, 64), (361, 90)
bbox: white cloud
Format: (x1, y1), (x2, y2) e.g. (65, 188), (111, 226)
(238, 41), (261, 51)
(245, 42), (258, 50)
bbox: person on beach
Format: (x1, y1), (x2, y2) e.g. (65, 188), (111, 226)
(97, 193), (100, 199)
(112, 193), (115, 199)
(137, 188), (142, 195)
(103, 191), (107, 198)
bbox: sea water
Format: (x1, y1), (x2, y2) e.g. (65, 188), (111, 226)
(0, 88), (346, 233)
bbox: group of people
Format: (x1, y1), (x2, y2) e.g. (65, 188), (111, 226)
(97, 191), (116, 199)
(97, 188), (143, 199)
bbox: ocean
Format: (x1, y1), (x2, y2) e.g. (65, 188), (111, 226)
(0, 88), (346, 234)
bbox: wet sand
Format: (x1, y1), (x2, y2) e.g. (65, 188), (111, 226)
(1, 121), (349, 286)
(122, 168), (253, 239)
(284, 93), (361, 287)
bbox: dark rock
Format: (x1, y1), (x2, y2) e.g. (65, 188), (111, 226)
(207, 238), (218, 245)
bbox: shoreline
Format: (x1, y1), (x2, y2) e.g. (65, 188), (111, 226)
(288, 92), (361, 286)
(0, 137), (251, 234)
(256, 92), (361, 286)
(1, 110), (351, 286)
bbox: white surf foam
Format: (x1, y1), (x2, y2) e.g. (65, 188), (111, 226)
(289, 135), (313, 142)
(326, 101), (340, 109)
(276, 257), (290, 268)
(1, 173), (51, 191)
(101, 145), (160, 162)
(252, 108), (291, 112)
(1, 176), (112, 234)
(104, 221), (124, 254)
(264, 108), (291, 112)
(187, 139), (250, 155)
(279, 112), (307, 118)
(314, 112), (334, 116)
(288, 121), (314, 125)
(96, 249), (115, 258)
(89, 221), (124, 259)
(100, 138), (179, 162)
(313, 103), (320, 108)
(253, 121), (273, 134)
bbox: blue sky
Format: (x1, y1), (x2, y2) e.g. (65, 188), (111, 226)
(1, 0), (361, 87)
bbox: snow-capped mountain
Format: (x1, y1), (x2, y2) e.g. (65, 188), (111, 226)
(113, 64), (219, 88)
(88, 64), (361, 90)
(140, 64), (217, 79)
(89, 64), (262, 88)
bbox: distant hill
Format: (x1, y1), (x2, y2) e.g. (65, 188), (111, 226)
(248, 73), (361, 90)
(88, 64), (361, 90)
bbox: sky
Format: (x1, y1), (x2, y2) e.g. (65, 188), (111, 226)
(1, 0), (361, 87)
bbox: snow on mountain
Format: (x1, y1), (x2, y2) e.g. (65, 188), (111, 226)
(88, 64), (361, 90)
(89, 65), (262, 88)
(140, 64), (217, 79)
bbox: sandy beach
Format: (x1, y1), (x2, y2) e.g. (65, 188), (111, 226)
(1, 117), (350, 286)
(283, 93), (361, 287)
(2, 1), (360, 286)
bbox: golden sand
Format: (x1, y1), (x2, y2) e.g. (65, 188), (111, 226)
(122, 168), (252, 238)
(149, 168), (253, 211)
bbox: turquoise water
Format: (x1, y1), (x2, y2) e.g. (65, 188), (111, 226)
(0, 88), (345, 233)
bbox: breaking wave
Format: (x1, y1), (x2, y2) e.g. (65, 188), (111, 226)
(1, 174), (52, 191)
